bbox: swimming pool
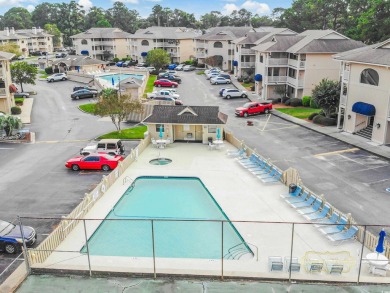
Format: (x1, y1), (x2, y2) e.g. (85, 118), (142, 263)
(97, 73), (145, 85)
(82, 176), (253, 259)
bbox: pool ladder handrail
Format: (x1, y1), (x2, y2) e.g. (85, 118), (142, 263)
(123, 176), (134, 186)
(224, 241), (258, 261)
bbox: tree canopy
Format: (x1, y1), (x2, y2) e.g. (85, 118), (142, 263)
(10, 62), (38, 92)
(0, 42), (21, 56)
(311, 79), (341, 118)
(94, 89), (143, 131)
(146, 49), (171, 71)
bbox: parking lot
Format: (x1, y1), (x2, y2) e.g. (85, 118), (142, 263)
(1, 69), (390, 282)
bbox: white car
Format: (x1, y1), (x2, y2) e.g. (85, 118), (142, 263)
(206, 72), (220, 80)
(47, 73), (67, 82)
(165, 70), (177, 75)
(175, 64), (184, 71)
(147, 67), (156, 72)
(222, 89), (247, 99)
(205, 67), (221, 74)
(183, 65), (195, 71)
(210, 77), (231, 85)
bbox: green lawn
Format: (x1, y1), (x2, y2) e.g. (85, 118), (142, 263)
(276, 107), (321, 119)
(98, 125), (148, 139)
(145, 75), (157, 93)
(241, 82), (255, 88)
(196, 70), (205, 75)
(79, 103), (96, 114)
(38, 70), (49, 78)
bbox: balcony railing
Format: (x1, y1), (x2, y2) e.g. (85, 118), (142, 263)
(340, 95), (347, 106)
(155, 42), (179, 47)
(343, 71), (350, 81)
(266, 76), (287, 83)
(287, 76), (304, 88)
(196, 42), (207, 49)
(169, 52), (179, 57)
(267, 58), (288, 66)
(196, 52), (207, 58)
(240, 62), (255, 68)
(0, 88), (6, 96)
(288, 59), (306, 69)
(241, 48), (255, 55)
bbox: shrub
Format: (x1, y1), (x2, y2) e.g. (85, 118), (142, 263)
(308, 112), (319, 120)
(302, 96), (311, 107)
(45, 67), (53, 74)
(281, 96), (289, 103)
(15, 98), (24, 105)
(197, 63), (205, 68)
(113, 57), (119, 62)
(250, 85), (255, 91)
(271, 98), (281, 104)
(310, 98), (319, 109)
(237, 77), (243, 82)
(313, 115), (337, 126)
(290, 98), (303, 107)
(11, 106), (21, 115)
(284, 99), (291, 106)
(330, 113), (338, 119)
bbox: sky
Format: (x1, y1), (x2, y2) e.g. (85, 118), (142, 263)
(0, 0), (293, 18)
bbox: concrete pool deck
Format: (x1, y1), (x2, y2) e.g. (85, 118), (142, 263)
(24, 143), (389, 284)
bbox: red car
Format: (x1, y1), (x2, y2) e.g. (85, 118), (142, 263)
(65, 154), (124, 171)
(154, 79), (178, 88)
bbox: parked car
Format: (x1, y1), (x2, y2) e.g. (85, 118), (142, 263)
(206, 72), (220, 80)
(65, 153), (124, 171)
(218, 73), (231, 80)
(0, 219), (37, 254)
(222, 89), (247, 99)
(147, 89), (180, 99)
(168, 64), (177, 70)
(47, 73), (67, 82)
(116, 61), (124, 67)
(55, 53), (67, 58)
(205, 67), (221, 74)
(175, 64), (184, 71)
(38, 56), (46, 60)
(210, 77), (231, 85)
(183, 65), (196, 71)
(219, 88), (233, 97)
(14, 92), (30, 98)
(71, 89), (98, 100)
(16, 55), (25, 60)
(80, 139), (125, 156)
(122, 60), (131, 67)
(30, 51), (42, 56)
(164, 69), (177, 75)
(154, 79), (178, 88)
(73, 86), (97, 92)
(152, 96), (183, 105)
(158, 73), (182, 83)
(147, 66), (156, 72)
(235, 102), (273, 117)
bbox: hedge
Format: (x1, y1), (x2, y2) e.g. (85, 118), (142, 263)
(11, 106), (21, 115)
(290, 98), (303, 107)
(310, 98), (319, 109)
(313, 115), (337, 126)
(302, 96), (311, 107)
(308, 112), (319, 120)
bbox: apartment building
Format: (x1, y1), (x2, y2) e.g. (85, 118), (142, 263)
(0, 51), (15, 114)
(71, 28), (132, 60)
(232, 28), (296, 78)
(195, 27), (255, 71)
(252, 30), (365, 100)
(130, 27), (201, 63)
(334, 41), (390, 145)
(0, 27), (54, 56)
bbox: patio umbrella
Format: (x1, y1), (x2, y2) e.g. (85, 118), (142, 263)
(216, 128), (221, 140)
(376, 229), (386, 254)
(159, 125), (163, 139)
(111, 77), (115, 86)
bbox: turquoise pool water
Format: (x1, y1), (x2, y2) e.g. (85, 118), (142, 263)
(82, 177), (252, 259)
(97, 73), (145, 85)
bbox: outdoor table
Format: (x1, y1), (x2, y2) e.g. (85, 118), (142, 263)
(213, 140), (224, 149)
(156, 139), (167, 149)
(366, 253), (389, 267)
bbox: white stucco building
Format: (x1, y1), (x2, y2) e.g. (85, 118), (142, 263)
(0, 51), (16, 114)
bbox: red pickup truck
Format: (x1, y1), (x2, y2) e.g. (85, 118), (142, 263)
(235, 102), (272, 117)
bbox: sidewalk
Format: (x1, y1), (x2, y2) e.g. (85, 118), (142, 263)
(231, 77), (390, 160)
(15, 98), (33, 124)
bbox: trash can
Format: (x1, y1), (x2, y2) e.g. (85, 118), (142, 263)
(289, 183), (297, 193)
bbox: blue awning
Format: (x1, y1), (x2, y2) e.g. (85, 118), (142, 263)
(141, 52), (148, 57)
(352, 102), (376, 116)
(232, 60), (238, 66)
(81, 50), (89, 55)
(255, 74), (262, 81)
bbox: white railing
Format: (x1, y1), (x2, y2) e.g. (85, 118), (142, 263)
(196, 42), (207, 49)
(343, 71), (350, 81)
(241, 48), (255, 55)
(266, 76), (287, 83)
(340, 95), (347, 106)
(196, 52), (206, 58)
(240, 62), (255, 68)
(0, 88), (6, 96)
(288, 59), (306, 68)
(287, 76), (304, 88)
(267, 58), (288, 66)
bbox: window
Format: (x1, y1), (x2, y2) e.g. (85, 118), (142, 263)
(342, 85), (348, 96)
(260, 55), (263, 63)
(107, 143), (116, 150)
(214, 42), (223, 48)
(81, 39), (88, 45)
(360, 68), (379, 86)
(156, 124), (164, 132)
(208, 125), (216, 133)
(141, 40), (149, 46)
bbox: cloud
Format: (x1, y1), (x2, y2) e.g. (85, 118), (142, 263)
(221, 0), (236, 2)
(242, 1), (270, 15)
(26, 4), (34, 12)
(114, 0), (139, 4)
(78, 0), (93, 11)
(222, 1), (270, 15)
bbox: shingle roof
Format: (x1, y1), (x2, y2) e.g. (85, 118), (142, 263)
(132, 27), (200, 39)
(51, 55), (107, 66)
(71, 28), (132, 39)
(16, 29), (53, 38)
(333, 39), (390, 66)
(144, 105), (227, 124)
(196, 26), (255, 41)
(234, 28), (296, 45)
(296, 39), (365, 53)
(0, 51), (15, 60)
(252, 35), (304, 52)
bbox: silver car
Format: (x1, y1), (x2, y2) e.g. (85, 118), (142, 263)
(47, 73), (67, 82)
(210, 77), (231, 85)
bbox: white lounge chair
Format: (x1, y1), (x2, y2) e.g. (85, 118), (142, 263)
(268, 256), (284, 271)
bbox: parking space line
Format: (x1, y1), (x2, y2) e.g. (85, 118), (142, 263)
(314, 148), (360, 157)
(256, 125), (299, 132)
(36, 139), (90, 144)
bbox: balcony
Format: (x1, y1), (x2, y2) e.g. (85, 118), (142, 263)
(240, 62), (255, 68)
(169, 52), (179, 57)
(267, 58), (288, 66)
(343, 70), (350, 81)
(287, 76), (304, 88)
(241, 48), (255, 55)
(288, 59), (306, 69)
(0, 88), (6, 96)
(196, 52), (207, 58)
(340, 94), (347, 107)
(266, 76), (287, 84)
(196, 42), (207, 49)
(154, 41), (179, 47)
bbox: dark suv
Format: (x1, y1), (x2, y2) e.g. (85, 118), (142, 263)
(158, 73), (182, 83)
(71, 89), (98, 100)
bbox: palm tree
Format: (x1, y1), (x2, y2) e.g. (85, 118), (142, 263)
(0, 115), (22, 136)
